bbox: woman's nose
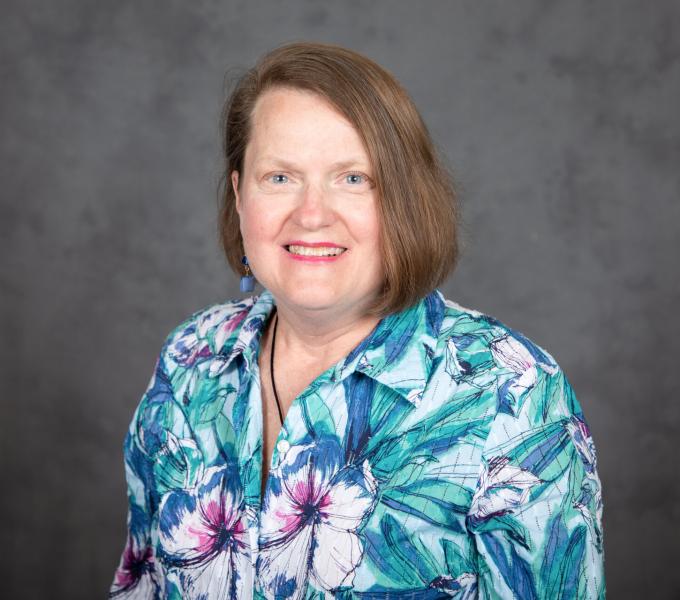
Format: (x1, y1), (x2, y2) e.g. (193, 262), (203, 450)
(292, 184), (335, 229)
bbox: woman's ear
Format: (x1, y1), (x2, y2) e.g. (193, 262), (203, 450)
(231, 170), (241, 213)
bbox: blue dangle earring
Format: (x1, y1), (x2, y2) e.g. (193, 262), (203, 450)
(240, 255), (255, 293)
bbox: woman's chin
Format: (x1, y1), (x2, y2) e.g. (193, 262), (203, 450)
(273, 285), (359, 313)
(287, 291), (344, 311)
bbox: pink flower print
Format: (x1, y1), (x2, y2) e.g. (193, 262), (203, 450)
(258, 445), (376, 600)
(167, 322), (212, 368)
(158, 466), (251, 598)
(109, 533), (158, 598)
(212, 307), (248, 353)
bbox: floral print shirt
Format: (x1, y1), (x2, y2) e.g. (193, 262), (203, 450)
(110, 288), (605, 599)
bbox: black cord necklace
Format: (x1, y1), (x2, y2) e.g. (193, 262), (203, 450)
(270, 310), (284, 425)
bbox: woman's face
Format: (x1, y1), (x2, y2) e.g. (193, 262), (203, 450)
(232, 87), (383, 317)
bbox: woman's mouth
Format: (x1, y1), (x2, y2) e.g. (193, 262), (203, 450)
(285, 244), (347, 257)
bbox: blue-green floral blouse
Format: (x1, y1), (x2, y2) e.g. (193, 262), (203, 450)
(110, 288), (605, 599)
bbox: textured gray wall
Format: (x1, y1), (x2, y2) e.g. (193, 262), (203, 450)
(1, 1), (678, 598)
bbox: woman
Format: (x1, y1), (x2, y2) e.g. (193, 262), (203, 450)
(110, 42), (605, 599)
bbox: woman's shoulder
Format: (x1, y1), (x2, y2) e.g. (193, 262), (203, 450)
(158, 294), (260, 373)
(431, 292), (597, 454)
(432, 292), (580, 423)
(435, 292), (561, 374)
(126, 295), (260, 444)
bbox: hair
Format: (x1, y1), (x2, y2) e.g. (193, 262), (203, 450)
(218, 41), (460, 317)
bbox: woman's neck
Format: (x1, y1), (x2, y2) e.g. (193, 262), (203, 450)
(266, 299), (381, 367)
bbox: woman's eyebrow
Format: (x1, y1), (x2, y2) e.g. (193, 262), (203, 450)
(255, 157), (370, 171)
(328, 159), (370, 170)
(254, 157), (300, 171)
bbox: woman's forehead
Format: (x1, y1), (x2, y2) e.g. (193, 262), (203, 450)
(250, 87), (351, 133)
(246, 88), (371, 166)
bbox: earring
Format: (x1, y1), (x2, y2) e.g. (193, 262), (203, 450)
(240, 255), (255, 293)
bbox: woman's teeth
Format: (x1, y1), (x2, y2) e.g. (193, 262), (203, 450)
(287, 245), (346, 257)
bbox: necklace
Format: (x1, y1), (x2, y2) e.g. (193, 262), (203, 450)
(270, 311), (284, 425)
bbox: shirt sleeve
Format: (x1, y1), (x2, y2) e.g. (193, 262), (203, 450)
(109, 356), (167, 599)
(465, 366), (605, 599)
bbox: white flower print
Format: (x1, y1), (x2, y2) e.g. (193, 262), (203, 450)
(469, 455), (542, 521)
(257, 444), (376, 599)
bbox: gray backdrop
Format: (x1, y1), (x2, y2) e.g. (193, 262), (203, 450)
(2, 1), (678, 598)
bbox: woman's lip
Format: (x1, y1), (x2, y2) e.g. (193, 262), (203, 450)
(286, 253), (346, 263)
(283, 240), (347, 248)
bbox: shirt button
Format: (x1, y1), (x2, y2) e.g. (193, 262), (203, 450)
(277, 439), (290, 453)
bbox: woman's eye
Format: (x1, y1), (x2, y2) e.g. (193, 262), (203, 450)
(345, 173), (370, 185)
(268, 174), (288, 184)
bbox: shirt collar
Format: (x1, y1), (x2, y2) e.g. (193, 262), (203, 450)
(217, 288), (445, 406)
(336, 289), (445, 406)
(215, 290), (276, 374)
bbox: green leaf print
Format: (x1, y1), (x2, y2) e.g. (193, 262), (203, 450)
(379, 512), (440, 584)
(299, 390), (337, 439)
(152, 431), (204, 493)
(381, 478), (471, 533)
(441, 538), (476, 578)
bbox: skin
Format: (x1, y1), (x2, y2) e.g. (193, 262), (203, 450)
(230, 87), (385, 492)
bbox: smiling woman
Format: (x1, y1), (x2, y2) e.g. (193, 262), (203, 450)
(109, 42), (605, 599)
(231, 86), (384, 323)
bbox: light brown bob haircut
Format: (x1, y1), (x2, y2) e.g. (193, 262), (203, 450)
(218, 41), (460, 317)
